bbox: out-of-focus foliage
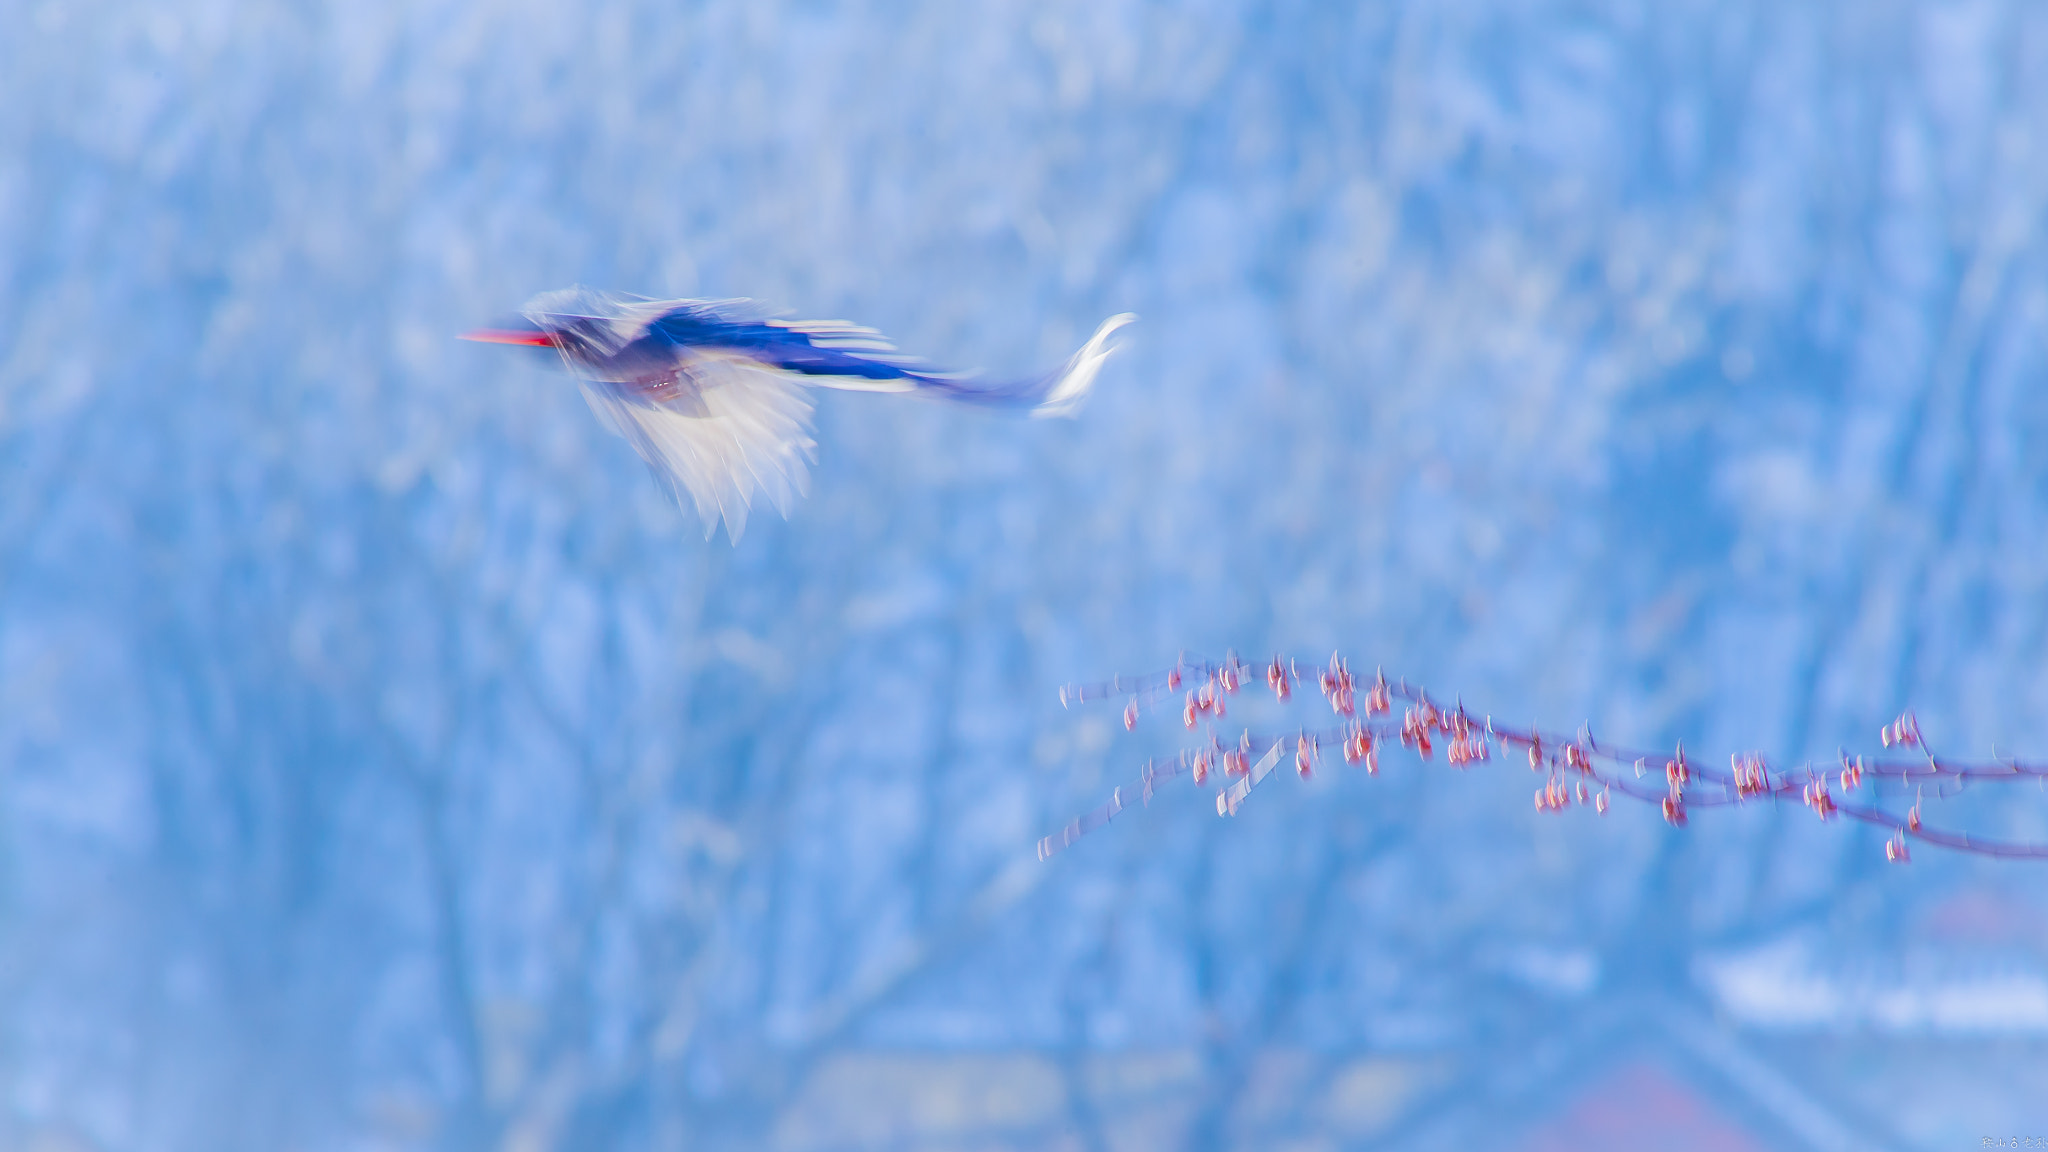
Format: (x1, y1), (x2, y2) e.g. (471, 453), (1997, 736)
(5, 2), (2048, 1149)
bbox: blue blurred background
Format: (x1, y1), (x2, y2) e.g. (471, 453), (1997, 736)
(6, 2), (2048, 1149)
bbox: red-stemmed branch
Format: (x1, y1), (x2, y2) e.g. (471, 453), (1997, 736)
(1039, 652), (2048, 864)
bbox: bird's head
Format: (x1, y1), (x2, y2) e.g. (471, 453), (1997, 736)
(460, 314), (560, 351)
(462, 297), (635, 370)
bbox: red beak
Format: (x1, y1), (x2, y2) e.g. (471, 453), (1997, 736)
(461, 328), (557, 347)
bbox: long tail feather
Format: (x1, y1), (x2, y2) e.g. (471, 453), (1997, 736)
(877, 313), (1135, 415)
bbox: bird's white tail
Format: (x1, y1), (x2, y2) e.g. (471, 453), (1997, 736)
(886, 313), (1136, 415)
(1032, 313), (1137, 418)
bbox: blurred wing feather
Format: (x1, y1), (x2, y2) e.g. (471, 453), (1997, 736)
(579, 356), (816, 542)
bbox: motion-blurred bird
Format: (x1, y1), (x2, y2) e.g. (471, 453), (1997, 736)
(464, 288), (1134, 541)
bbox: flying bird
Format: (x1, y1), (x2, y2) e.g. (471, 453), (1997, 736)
(464, 288), (1134, 540)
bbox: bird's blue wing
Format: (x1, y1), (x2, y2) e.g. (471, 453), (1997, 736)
(645, 301), (937, 384)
